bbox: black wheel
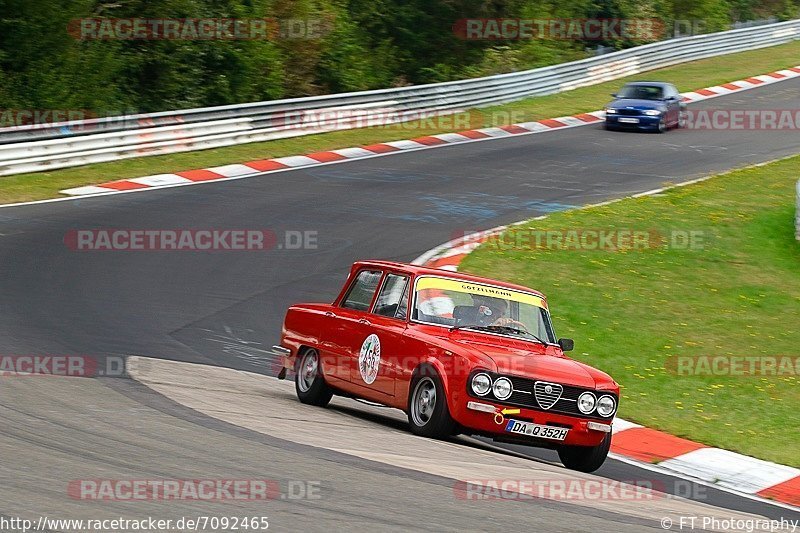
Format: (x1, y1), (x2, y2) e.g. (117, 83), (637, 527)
(295, 348), (333, 407)
(557, 432), (611, 473)
(656, 116), (667, 133)
(604, 122), (617, 131)
(408, 369), (456, 439)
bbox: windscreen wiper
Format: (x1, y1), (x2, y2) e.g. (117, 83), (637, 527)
(480, 325), (549, 346)
(449, 323), (480, 332)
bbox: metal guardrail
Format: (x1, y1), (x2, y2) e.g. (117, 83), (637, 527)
(796, 180), (800, 241)
(1, 19), (799, 176)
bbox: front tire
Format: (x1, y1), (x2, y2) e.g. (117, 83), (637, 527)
(557, 432), (611, 473)
(295, 348), (333, 407)
(656, 116), (667, 133)
(408, 370), (456, 439)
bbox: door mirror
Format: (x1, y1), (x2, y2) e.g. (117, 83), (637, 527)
(558, 338), (574, 351)
(610, 93), (618, 98)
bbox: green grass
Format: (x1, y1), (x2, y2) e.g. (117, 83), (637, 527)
(459, 157), (800, 467)
(3, 40), (800, 204)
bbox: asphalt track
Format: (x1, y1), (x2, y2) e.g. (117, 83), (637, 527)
(1, 75), (800, 530)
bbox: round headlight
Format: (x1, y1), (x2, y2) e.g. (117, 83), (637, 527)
(492, 377), (513, 400)
(597, 395), (616, 417)
(471, 373), (492, 396)
(577, 392), (597, 414)
(643, 109), (662, 116)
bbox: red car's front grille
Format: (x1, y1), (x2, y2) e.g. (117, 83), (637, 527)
(506, 376), (615, 420)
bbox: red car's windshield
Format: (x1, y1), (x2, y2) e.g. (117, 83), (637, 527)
(412, 276), (556, 343)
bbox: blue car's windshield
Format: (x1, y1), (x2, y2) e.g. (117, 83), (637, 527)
(618, 85), (663, 100)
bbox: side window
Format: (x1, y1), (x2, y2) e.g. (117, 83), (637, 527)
(666, 85), (678, 98)
(341, 270), (383, 311)
(373, 274), (409, 319)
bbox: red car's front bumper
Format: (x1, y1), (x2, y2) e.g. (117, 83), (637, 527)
(449, 395), (612, 447)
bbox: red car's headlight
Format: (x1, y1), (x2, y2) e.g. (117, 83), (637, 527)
(492, 377), (513, 400)
(597, 395), (617, 417)
(471, 373), (492, 396)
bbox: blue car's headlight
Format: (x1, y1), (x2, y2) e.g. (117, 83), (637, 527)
(605, 108), (617, 114)
(642, 109), (662, 116)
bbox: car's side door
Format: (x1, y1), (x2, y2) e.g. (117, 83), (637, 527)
(665, 84), (681, 124)
(319, 269), (383, 384)
(348, 272), (411, 400)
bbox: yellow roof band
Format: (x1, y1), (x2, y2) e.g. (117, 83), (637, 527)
(416, 276), (546, 309)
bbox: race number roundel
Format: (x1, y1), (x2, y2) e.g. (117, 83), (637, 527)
(358, 334), (381, 384)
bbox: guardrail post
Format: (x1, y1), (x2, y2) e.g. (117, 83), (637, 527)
(796, 180), (800, 241)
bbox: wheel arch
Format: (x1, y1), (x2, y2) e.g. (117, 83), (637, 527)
(408, 355), (469, 414)
(408, 361), (446, 408)
(294, 344), (317, 369)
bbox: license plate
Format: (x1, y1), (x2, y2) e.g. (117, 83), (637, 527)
(505, 419), (569, 441)
(618, 117), (639, 124)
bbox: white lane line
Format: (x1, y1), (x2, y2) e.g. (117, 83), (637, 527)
(128, 174), (193, 186)
(515, 122), (551, 132)
(207, 164), (260, 178)
(703, 85), (737, 95)
(658, 448), (800, 494)
(383, 140), (426, 150)
(609, 452), (800, 512)
(431, 133), (470, 143)
(752, 74), (780, 83)
(60, 185), (116, 196)
(474, 127), (513, 137)
(271, 155), (319, 167)
(612, 419), (643, 434)
(552, 116), (587, 127)
(331, 147), (376, 158)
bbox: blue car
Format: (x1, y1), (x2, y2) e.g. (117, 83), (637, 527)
(604, 82), (686, 133)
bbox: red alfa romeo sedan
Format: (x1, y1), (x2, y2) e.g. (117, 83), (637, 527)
(273, 260), (620, 472)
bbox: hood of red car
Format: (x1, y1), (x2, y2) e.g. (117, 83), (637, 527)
(451, 336), (601, 389)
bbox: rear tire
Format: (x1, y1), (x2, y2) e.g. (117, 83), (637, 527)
(557, 432), (611, 473)
(408, 369), (456, 439)
(295, 348), (333, 407)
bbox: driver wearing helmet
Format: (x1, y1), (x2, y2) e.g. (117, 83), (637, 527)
(472, 295), (527, 329)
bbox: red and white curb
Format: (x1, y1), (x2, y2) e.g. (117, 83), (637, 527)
(60, 66), (800, 198)
(410, 212), (800, 511)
